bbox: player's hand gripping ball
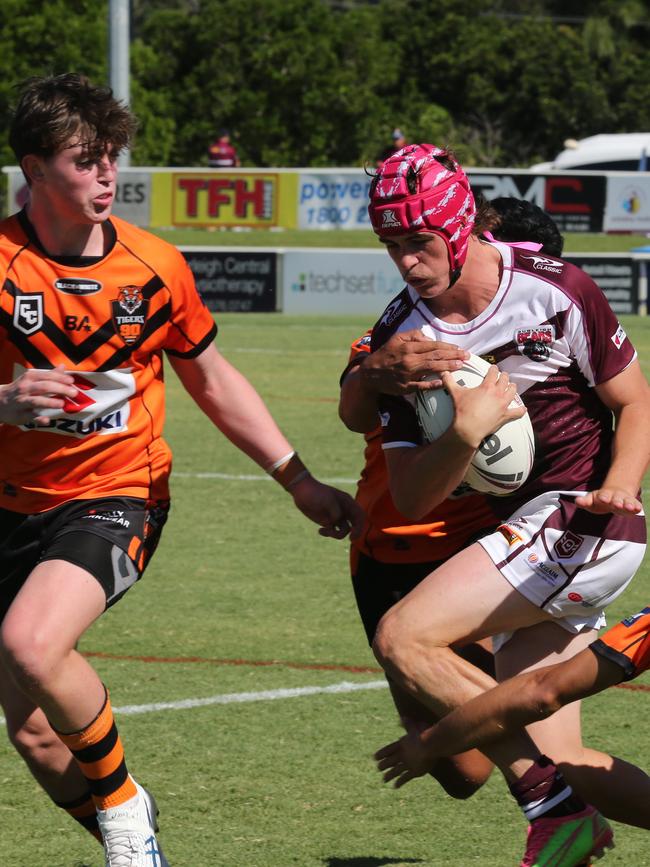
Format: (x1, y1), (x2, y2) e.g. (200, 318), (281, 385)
(415, 354), (534, 495)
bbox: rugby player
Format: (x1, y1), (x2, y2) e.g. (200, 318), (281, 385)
(0, 73), (362, 867)
(364, 144), (650, 865)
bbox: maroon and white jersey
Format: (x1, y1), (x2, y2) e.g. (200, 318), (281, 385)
(372, 242), (637, 516)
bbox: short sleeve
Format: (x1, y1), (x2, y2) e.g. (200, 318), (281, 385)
(164, 258), (217, 358)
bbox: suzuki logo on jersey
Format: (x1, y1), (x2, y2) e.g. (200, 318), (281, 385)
(112, 285), (148, 345)
(521, 255), (563, 274)
(13, 294), (43, 335)
(515, 325), (555, 362)
(16, 365), (135, 439)
(54, 278), (102, 296)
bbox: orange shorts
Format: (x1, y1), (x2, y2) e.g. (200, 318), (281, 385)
(590, 607), (650, 681)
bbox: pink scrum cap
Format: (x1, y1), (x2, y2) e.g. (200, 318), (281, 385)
(368, 144), (476, 272)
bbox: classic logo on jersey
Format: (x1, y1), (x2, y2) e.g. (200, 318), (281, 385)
(54, 278), (102, 296)
(13, 294), (43, 335)
(521, 255), (563, 275)
(381, 209), (401, 229)
(379, 298), (408, 327)
(514, 325), (555, 362)
(379, 411), (390, 427)
(112, 285), (149, 345)
(611, 324), (626, 349)
(553, 530), (584, 559)
(17, 364), (135, 439)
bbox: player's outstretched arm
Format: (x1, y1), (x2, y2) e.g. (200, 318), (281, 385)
(169, 343), (363, 539)
(577, 360), (650, 515)
(375, 649), (624, 788)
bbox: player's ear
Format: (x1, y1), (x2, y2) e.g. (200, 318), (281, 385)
(22, 155), (45, 184)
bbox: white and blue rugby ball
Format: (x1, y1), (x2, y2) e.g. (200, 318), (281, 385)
(415, 353), (535, 495)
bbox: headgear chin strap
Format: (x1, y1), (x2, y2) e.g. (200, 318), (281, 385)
(368, 144), (476, 274)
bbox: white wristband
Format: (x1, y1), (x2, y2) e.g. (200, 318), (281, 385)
(265, 450), (296, 475)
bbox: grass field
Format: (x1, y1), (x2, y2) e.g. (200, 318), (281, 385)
(150, 226), (650, 253)
(1, 314), (649, 866)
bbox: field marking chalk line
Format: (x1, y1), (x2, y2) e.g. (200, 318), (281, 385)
(0, 680), (387, 725)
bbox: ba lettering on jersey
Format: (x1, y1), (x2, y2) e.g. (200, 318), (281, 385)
(0, 211), (217, 512)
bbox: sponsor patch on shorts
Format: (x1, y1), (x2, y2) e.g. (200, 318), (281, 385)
(497, 524), (523, 546)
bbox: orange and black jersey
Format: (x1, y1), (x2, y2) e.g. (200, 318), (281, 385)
(344, 331), (497, 564)
(0, 211), (217, 513)
(591, 607), (650, 681)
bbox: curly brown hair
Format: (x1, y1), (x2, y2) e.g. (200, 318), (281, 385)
(9, 73), (137, 169)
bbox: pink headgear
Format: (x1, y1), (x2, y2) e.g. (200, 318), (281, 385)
(368, 144), (476, 274)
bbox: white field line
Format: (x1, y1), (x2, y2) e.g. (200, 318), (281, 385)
(0, 680), (387, 725)
(172, 471), (358, 485)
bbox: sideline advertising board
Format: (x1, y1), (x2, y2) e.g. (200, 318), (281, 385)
(564, 254), (638, 314)
(297, 173), (373, 230)
(151, 170), (298, 229)
(467, 169), (606, 233)
(282, 250), (646, 316)
(604, 175), (650, 232)
(282, 249), (405, 315)
(181, 248), (277, 312)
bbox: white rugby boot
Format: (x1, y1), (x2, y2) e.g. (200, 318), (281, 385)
(97, 778), (170, 866)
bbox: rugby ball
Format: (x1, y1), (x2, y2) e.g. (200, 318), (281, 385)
(415, 354), (535, 496)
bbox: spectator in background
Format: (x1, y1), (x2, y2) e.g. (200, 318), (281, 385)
(207, 129), (240, 168)
(375, 128), (407, 169)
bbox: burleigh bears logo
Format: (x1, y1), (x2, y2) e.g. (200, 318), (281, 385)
(112, 285), (148, 345)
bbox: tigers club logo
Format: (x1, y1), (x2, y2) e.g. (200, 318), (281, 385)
(112, 285), (148, 345)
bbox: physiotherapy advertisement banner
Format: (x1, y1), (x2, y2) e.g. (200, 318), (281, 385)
(181, 248), (277, 312)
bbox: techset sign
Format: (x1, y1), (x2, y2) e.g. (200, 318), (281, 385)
(282, 250), (404, 314)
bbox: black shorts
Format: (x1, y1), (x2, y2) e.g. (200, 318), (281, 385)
(351, 550), (495, 678)
(0, 497), (169, 622)
(352, 551), (446, 645)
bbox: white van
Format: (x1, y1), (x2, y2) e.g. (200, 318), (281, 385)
(530, 133), (650, 172)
